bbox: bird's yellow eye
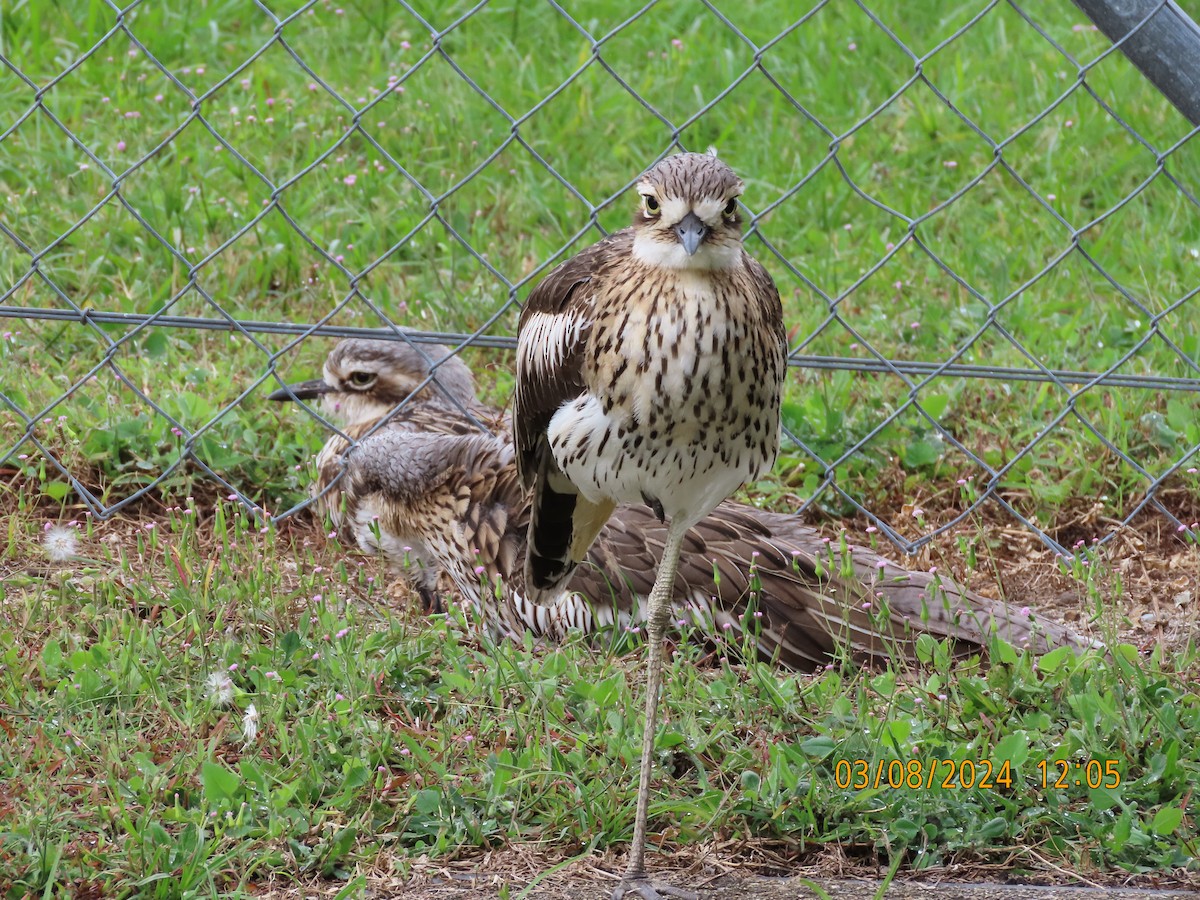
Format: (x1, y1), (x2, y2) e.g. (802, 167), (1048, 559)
(348, 371), (375, 387)
(723, 198), (738, 218)
(642, 195), (661, 216)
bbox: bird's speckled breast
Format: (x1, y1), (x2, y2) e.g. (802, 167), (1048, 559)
(548, 264), (783, 524)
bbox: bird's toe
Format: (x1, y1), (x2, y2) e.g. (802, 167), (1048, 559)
(611, 877), (698, 900)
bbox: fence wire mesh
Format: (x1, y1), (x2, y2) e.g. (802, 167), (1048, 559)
(1, 0), (1198, 558)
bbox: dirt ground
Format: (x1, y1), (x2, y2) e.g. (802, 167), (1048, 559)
(254, 875), (1200, 899)
(810, 487), (1200, 658)
(246, 845), (1200, 898)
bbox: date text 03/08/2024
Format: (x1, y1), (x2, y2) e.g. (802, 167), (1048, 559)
(833, 758), (1123, 791)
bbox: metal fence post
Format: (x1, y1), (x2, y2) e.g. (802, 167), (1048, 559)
(1071, 0), (1200, 124)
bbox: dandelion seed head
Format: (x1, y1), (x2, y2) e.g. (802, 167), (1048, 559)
(43, 525), (79, 562)
(242, 703), (259, 744)
(205, 671), (234, 707)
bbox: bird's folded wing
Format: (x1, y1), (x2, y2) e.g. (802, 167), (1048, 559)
(513, 231), (632, 487)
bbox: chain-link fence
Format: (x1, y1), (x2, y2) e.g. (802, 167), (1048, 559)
(2, 0), (1198, 558)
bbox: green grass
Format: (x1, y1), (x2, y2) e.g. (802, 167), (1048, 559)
(2, 1), (1200, 895)
(0, 0), (1197, 522)
(2, 504), (1199, 896)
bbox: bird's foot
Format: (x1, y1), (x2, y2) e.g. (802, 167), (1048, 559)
(610, 875), (698, 900)
(417, 586), (444, 615)
(640, 491), (666, 523)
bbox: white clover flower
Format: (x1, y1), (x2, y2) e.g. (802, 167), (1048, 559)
(43, 525), (78, 562)
(204, 672), (234, 707)
(242, 703), (259, 744)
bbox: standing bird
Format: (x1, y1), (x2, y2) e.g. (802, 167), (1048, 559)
(513, 150), (788, 899)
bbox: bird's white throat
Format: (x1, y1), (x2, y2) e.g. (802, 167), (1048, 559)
(632, 230), (740, 271)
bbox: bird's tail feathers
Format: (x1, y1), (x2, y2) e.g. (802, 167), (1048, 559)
(525, 465), (614, 603)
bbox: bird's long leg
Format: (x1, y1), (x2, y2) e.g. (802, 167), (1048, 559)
(615, 519), (697, 900)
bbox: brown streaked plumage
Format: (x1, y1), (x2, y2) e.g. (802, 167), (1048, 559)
(514, 156), (786, 601)
(514, 150), (788, 898)
(270, 337), (505, 610)
(337, 429), (1092, 668)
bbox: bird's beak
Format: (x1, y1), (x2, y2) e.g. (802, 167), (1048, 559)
(673, 211), (709, 256)
(267, 378), (332, 402)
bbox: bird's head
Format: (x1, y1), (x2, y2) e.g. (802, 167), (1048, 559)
(630, 149), (746, 271)
(268, 338), (477, 427)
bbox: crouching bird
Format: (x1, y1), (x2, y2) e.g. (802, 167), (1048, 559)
(268, 337), (503, 611)
(513, 150), (789, 899)
(335, 428), (1090, 667)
